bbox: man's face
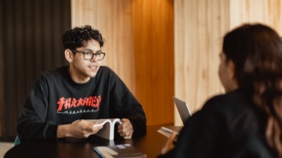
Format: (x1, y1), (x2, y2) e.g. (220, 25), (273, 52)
(69, 39), (102, 83)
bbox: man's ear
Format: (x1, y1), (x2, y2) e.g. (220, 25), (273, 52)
(65, 49), (73, 62)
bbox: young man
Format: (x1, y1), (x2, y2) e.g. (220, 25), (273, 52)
(16, 25), (146, 142)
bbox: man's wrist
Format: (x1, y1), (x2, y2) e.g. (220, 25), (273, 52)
(57, 124), (71, 138)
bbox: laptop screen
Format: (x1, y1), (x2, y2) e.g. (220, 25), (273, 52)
(173, 96), (191, 124)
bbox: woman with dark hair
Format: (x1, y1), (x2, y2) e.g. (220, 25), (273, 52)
(158, 23), (282, 158)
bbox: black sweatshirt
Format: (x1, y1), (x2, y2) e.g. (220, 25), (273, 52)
(17, 66), (146, 142)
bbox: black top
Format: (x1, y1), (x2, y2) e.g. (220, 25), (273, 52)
(17, 66), (146, 142)
(159, 89), (275, 158)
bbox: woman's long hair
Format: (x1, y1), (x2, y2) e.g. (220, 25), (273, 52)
(223, 24), (282, 157)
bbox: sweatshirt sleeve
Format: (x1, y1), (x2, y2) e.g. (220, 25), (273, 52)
(108, 69), (147, 137)
(16, 74), (58, 142)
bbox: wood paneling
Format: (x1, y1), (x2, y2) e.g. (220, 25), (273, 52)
(174, 0), (229, 125)
(71, 0), (174, 125)
(229, 0), (282, 34)
(132, 0), (174, 125)
(0, 0), (71, 141)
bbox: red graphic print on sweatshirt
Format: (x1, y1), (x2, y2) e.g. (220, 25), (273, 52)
(57, 95), (101, 114)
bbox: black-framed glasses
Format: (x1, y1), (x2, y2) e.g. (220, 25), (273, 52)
(72, 50), (106, 61)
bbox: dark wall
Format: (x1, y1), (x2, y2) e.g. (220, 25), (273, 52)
(0, 0), (71, 141)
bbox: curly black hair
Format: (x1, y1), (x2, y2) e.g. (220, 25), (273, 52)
(62, 25), (104, 50)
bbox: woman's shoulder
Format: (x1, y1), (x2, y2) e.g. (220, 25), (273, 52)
(194, 89), (259, 125)
(203, 89), (252, 110)
(184, 89), (261, 132)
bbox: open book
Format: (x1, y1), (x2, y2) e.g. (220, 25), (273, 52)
(94, 144), (147, 158)
(90, 118), (121, 140)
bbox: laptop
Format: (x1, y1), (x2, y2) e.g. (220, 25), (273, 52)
(157, 97), (191, 138)
(173, 96), (191, 124)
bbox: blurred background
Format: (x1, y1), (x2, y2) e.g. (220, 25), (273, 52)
(1, 0), (282, 141)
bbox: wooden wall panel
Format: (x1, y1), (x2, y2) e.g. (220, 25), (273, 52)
(174, 0), (230, 125)
(229, 0), (282, 34)
(132, 0), (174, 125)
(71, 0), (174, 125)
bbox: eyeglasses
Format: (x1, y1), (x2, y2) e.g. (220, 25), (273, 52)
(72, 50), (106, 61)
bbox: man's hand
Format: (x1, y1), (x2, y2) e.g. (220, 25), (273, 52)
(117, 118), (134, 139)
(57, 119), (103, 138)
